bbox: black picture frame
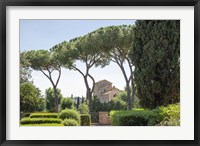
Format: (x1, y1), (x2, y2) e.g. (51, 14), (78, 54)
(0, 0), (199, 146)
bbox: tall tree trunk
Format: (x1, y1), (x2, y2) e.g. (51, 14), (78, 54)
(119, 64), (132, 110)
(84, 76), (92, 112)
(88, 91), (92, 112)
(131, 78), (135, 108)
(126, 83), (132, 110)
(53, 86), (58, 113)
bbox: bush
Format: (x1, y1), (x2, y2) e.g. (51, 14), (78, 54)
(20, 112), (31, 119)
(78, 104), (89, 114)
(155, 103), (180, 126)
(29, 113), (58, 118)
(110, 104), (180, 126)
(110, 109), (153, 126)
(21, 123), (64, 126)
(24, 113), (31, 117)
(61, 98), (74, 110)
(59, 109), (80, 124)
(90, 112), (99, 123)
(20, 118), (62, 124)
(110, 98), (127, 110)
(80, 114), (91, 126)
(63, 119), (79, 126)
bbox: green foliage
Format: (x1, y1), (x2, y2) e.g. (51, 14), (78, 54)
(37, 98), (46, 112)
(110, 103), (180, 126)
(90, 112), (99, 123)
(29, 113), (58, 118)
(91, 96), (127, 112)
(78, 104), (89, 114)
(80, 114), (91, 126)
(116, 91), (127, 102)
(155, 103), (180, 126)
(20, 118), (62, 124)
(26, 50), (59, 70)
(45, 88), (63, 112)
(20, 112), (31, 119)
(21, 123), (64, 126)
(59, 109), (80, 124)
(20, 82), (45, 113)
(110, 98), (127, 110)
(20, 51), (32, 83)
(61, 98), (74, 110)
(63, 119), (79, 126)
(131, 20), (180, 108)
(110, 109), (152, 126)
(91, 96), (102, 112)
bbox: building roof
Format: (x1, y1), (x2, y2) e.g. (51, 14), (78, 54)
(95, 79), (112, 85)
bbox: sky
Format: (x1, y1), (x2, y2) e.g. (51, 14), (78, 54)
(20, 19), (136, 98)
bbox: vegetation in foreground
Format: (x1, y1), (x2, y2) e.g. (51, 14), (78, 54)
(110, 103), (180, 126)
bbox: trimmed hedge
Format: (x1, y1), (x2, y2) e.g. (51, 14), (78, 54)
(63, 119), (79, 126)
(110, 109), (153, 126)
(29, 113), (58, 118)
(21, 123), (64, 126)
(110, 104), (180, 126)
(20, 112), (31, 119)
(20, 118), (62, 124)
(59, 109), (80, 124)
(80, 114), (91, 126)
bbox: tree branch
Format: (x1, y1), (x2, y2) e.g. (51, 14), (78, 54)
(40, 69), (55, 87)
(55, 67), (61, 87)
(88, 73), (95, 93)
(71, 65), (85, 77)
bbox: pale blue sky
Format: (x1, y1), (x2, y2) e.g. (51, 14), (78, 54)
(20, 20), (136, 97)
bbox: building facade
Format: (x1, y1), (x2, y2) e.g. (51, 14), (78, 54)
(93, 80), (120, 103)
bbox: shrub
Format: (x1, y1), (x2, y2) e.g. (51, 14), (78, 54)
(20, 112), (31, 119)
(90, 112), (99, 123)
(20, 118), (62, 124)
(29, 113), (58, 118)
(21, 123), (64, 126)
(24, 113), (31, 117)
(110, 104), (180, 126)
(78, 104), (89, 114)
(80, 114), (91, 126)
(156, 103), (180, 126)
(110, 109), (153, 126)
(61, 98), (74, 110)
(59, 109), (80, 124)
(110, 98), (127, 110)
(63, 119), (79, 126)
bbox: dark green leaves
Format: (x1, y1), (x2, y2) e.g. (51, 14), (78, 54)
(131, 20), (180, 108)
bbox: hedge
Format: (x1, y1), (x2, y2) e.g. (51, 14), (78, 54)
(110, 109), (154, 126)
(59, 109), (80, 124)
(29, 113), (59, 118)
(20, 118), (62, 124)
(21, 123), (64, 126)
(109, 104), (180, 126)
(80, 114), (91, 126)
(63, 119), (79, 126)
(20, 113), (31, 119)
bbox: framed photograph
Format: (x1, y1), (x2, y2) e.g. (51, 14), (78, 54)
(0, 0), (199, 146)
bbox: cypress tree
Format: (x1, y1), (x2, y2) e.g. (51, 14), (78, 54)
(131, 20), (180, 108)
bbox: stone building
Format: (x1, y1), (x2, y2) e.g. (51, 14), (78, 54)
(93, 80), (120, 103)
